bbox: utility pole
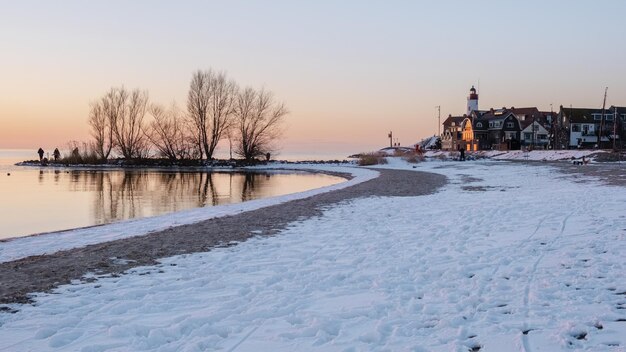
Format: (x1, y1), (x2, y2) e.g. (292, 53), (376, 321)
(599, 87), (608, 149)
(436, 106), (441, 137)
(613, 106), (618, 151)
(550, 103), (555, 150)
(530, 114), (535, 150)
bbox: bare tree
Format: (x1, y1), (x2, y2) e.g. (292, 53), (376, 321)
(88, 100), (114, 160)
(187, 70), (210, 159)
(119, 88), (149, 158)
(146, 102), (196, 160)
(187, 69), (237, 160)
(233, 87), (287, 160)
(98, 87), (149, 159)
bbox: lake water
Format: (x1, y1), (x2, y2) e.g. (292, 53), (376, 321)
(0, 150), (344, 240)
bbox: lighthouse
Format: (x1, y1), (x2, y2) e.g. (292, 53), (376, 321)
(467, 86), (478, 115)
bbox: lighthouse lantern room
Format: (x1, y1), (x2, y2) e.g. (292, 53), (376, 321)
(467, 86), (479, 115)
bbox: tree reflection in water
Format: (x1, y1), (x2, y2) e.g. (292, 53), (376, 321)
(1, 169), (343, 239)
(63, 170), (281, 224)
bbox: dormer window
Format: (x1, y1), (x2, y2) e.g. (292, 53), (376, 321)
(506, 122), (514, 128)
(476, 122), (483, 128)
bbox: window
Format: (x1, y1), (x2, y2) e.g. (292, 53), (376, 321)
(476, 122), (483, 128)
(582, 125), (590, 135)
(506, 122), (514, 128)
(505, 131), (517, 140)
(593, 113), (615, 120)
(572, 124), (580, 132)
(537, 134), (547, 140)
(489, 122), (494, 128)
(451, 122), (455, 126)
(524, 133), (532, 140)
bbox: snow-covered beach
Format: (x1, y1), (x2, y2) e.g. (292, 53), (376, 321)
(1, 160), (625, 351)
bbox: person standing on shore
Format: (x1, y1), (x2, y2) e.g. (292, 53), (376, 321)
(53, 148), (60, 161)
(37, 148), (44, 161)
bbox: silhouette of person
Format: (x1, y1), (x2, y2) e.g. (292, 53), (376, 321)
(53, 148), (60, 161)
(265, 152), (271, 161)
(459, 147), (466, 161)
(37, 148), (44, 161)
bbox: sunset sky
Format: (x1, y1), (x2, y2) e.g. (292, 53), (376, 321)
(1, 1), (625, 157)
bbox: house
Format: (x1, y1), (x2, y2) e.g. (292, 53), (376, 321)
(472, 108), (522, 150)
(608, 106), (626, 148)
(520, 119), (550, 149)
(559, 105), (626, 149)
(559, 106), (609, 148)
(441, 114), (466, 151)
(511, 107), (554, 149)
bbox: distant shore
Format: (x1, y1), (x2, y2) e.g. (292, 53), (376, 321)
(15, 157), (356, 169)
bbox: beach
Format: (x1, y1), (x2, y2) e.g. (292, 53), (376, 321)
(0, 168), (445, 304)
(0, 159), (625, 351)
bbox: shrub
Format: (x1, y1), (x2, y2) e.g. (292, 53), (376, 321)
(393, 149), (407, 157)
(58, 141), (101, 165)
(403, 152), (425, 163)
(358, 153), (388, 166)
(433, 153), (450, 161)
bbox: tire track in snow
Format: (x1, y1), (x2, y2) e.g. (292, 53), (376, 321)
(521, 210), (574, 352)
(526, 215), (549, 242)
(227, 324), (261, 352)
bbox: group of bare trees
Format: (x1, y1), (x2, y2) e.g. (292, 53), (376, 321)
(87, 69), (287, 162)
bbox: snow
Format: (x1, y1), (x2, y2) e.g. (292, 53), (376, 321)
(423, 149), (605, 162)
(0, 165), (378, 264)
(411, 135), (439, 150)
(1, 160), (625, 351)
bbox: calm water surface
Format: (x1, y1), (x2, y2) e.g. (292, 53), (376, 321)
(0, 150), (344, 239)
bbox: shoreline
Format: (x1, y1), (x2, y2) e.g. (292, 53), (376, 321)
(0, 164), (376, 261)
(0, 168), (446, 305)
(0, 167), (355, 243)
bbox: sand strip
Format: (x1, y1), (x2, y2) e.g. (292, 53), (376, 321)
(0, 168), (446, 305)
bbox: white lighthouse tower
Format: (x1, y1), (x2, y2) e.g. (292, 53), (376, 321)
(467, 86), (478, 115)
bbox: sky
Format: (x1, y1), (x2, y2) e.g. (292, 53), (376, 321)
(1, 0), (626, 157)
